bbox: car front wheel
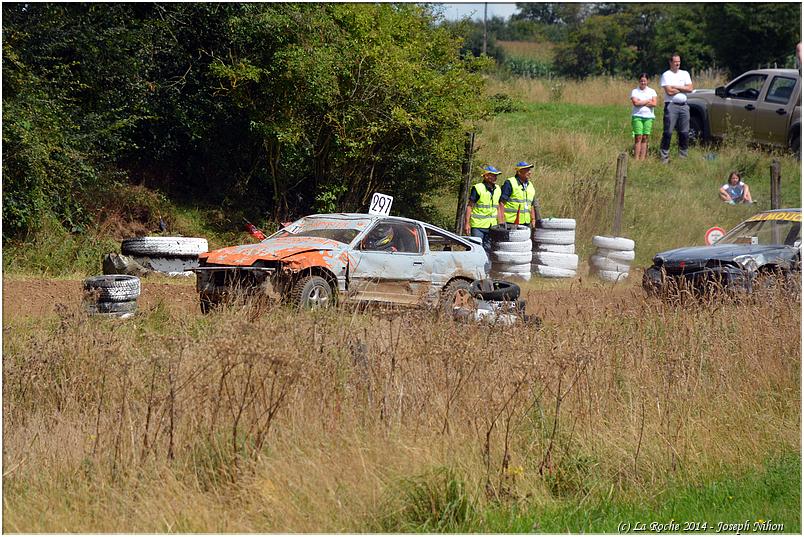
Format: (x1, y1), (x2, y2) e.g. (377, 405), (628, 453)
(290, 275), (334, 309)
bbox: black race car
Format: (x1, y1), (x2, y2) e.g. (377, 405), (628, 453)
(643, 209), (801, 295)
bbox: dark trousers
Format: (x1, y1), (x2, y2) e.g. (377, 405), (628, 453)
(660, 102), (689, 160)
(471, 227), (492, 252)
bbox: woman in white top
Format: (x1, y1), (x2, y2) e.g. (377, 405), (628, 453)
(630, 73), (657, 161)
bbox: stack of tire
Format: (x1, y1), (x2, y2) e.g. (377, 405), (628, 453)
(589, 236), (635, 283)
(119, 236), (209, 276)
(531, 218), (578, 278)
(83, 275), (141, 319)
(488, 224), (533, 281)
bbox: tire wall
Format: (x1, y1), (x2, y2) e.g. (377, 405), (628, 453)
(488, 225), (532, 281)
(588, 235), (635, 283)
(532, 218), (577, 278)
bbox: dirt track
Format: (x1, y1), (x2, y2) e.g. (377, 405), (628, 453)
(3, 277), (198, 319)
(3, 275), (643, 323)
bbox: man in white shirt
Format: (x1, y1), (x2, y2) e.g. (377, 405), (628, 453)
(659, 53), (693, 163)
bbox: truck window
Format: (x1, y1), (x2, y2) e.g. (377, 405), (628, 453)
(764, 76), (797, 105)
(726, 74), (767, 101)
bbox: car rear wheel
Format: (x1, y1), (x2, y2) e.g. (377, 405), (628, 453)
(290, 275), (334, 309)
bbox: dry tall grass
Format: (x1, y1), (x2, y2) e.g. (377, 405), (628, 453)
(4, 286), (799, 531)
(486, 74), (727, 107)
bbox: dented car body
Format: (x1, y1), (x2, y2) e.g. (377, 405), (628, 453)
(195, 213), (490, 311)
(643, 209), (801, 295)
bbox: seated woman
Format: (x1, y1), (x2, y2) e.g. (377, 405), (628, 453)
(719, 171), (754, 204)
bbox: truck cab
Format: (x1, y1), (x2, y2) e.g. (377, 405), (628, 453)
(687, 68), (800, 156)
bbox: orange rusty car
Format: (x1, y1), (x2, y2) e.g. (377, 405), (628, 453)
(194, 213), (491, 312)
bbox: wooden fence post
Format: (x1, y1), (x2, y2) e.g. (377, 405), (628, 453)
(612, 152), (628, 236)
(455, 132), (476, 235)
(770, 159), (781, 210)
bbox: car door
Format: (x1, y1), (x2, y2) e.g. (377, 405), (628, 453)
(754, 75), (800, 146)
(347, 219), (430, 304)
(710, 73), (768, 138)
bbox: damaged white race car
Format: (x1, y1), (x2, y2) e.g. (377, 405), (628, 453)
(195, 213), (491, 312)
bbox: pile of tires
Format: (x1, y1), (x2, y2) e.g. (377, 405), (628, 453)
(589, 236), (635, 283)
(488, 224), (532, 281)
(451, 279), (540, 326)
(83, 275), (141, 319)
(532, 218), (577, 278)
(117, 236), (209, 277)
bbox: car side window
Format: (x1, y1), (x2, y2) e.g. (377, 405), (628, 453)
(764, 76), (797, 105)
(359, 220), (423, 253)
(425, 227), (471, 252)
(726, 74), (767, 101)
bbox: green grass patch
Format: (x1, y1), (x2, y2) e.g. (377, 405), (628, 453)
(480, 452), (800, 533)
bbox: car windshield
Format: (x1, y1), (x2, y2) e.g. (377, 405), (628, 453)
(718, 212), (801, 246)
(271, 216), (373, 244)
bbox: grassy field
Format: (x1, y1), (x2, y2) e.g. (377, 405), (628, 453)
(3, 283), (799, 531)
(431, 75), (800, 268)
(3, 72), (801, 532)
(498, 40), (556, 63)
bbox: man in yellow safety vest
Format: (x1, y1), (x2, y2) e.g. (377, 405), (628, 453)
(463, 165), (504, 251)
(498, 161), (542, 229)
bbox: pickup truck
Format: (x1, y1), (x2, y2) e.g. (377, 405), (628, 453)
(686, 68), (800, 157)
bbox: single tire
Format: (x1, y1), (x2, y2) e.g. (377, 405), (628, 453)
(469, 279), (521, 301)
(83, 275), (141, 302)
(533, 228), (575, 245)
(595, 248), (635, 262)
(595, 269), (629, 283)
(85, 300), (138, 315)
(493, 271), (532, 282)
(592, 235), (634, 251)
(539, 218), (576, 230)
(532, 264), (576, 278)
(534, 243), (575, 254)
(494, 239), (532, 252)
(289, 275), (335, 309)
(590, 254), (632, 272)
(489, 224), (531, 243)
(493, 262), (532, 273)
(121, 236), (208, 257)
(532, 252), (578, 271)
(441, 278), (473, 312)
(490, 251), (532, 265)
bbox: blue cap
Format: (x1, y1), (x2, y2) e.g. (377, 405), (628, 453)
(514, 161), (534, 170)
(481, 165), (502, 175)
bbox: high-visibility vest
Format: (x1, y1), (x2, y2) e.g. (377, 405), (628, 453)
(502, 176), (536, 224)
(469, 182), (501, 229)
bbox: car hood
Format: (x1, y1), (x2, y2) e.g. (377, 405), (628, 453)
(654, 244), (799, 267)
(200, 236), (349, 266)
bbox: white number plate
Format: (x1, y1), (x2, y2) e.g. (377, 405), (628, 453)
(368, 192), (393, 216)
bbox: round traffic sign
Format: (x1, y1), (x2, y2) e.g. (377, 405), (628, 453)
(705, 226), (726, 245)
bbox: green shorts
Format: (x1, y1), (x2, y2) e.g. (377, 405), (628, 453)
(631, 116), (654, 136)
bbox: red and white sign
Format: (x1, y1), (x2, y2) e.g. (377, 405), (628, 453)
(705, 226), (726, 245)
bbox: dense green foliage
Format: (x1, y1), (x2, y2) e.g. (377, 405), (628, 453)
(463, 3), (799, 78)
(2, 3), (488, 238)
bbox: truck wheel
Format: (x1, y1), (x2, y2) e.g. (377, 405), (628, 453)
(289, 275), (334, 309)
(791, 132), (800, 161)
(689, 114), (705, 146)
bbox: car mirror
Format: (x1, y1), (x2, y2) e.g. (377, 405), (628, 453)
(715, 86), (726, 98)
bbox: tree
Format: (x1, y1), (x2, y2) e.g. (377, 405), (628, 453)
(704, 3), (801, 76)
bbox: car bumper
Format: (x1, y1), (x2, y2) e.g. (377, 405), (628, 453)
(642, 265), (752, 294)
